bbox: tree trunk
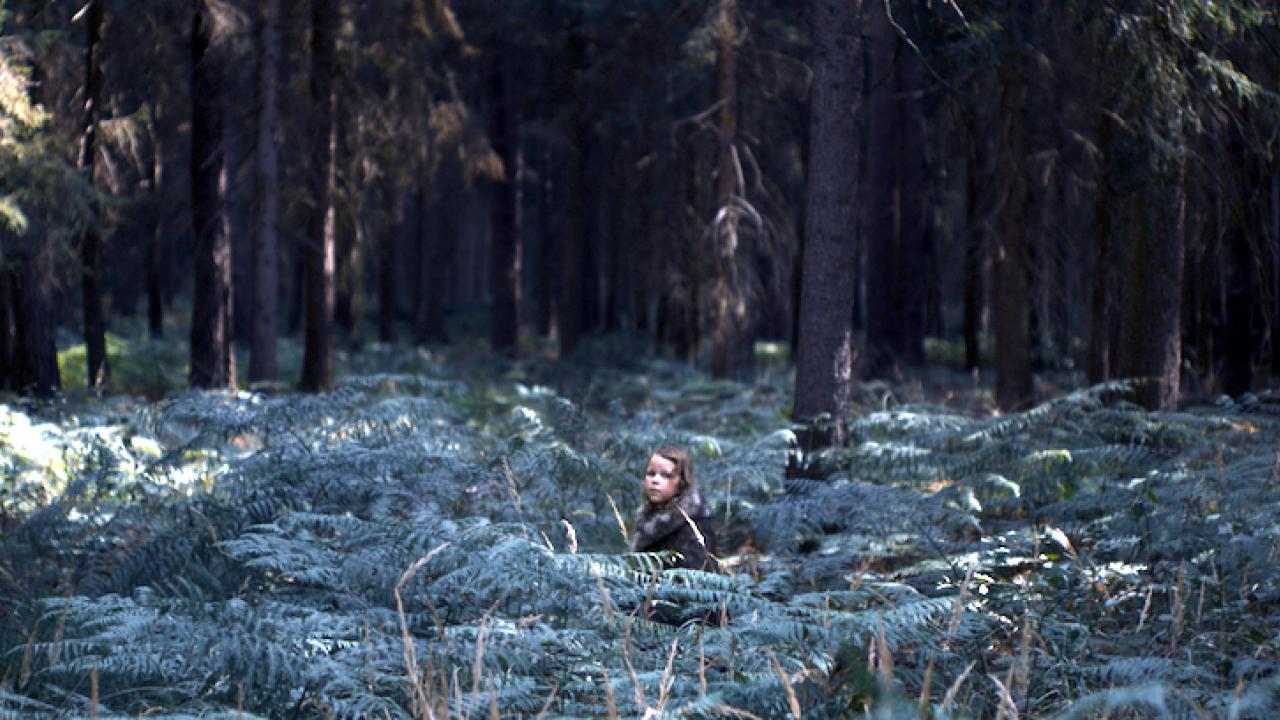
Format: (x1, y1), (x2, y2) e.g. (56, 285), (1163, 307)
(1220, 126), (1262, 397)
(419, 184), (452, 345)
(863, 3), (927, 377)
(536, 142), (557, 340)
(1272, 170), (1279, 379)
(249, 0), (281, 383)
(962, 87), (994, 373)
(792, 0), (861, 452)
(190, 0), (235, 388)
(993, 47), (1034, 410)
(1117, 160), (1186, 409)
(334, 202), (361, 339)
(488, 54), (520, 357)
(11, 243), (62, 398)
(146, 106), (166, 340)
(558, 22), (586, 357)
(227, 104), (253, 348)
(0, 273), (10, 390)
(378, 187), (399, 344)
(709, 0), (745, 378)
(299, 0), (337, 392)
(78, 0), (108, 391)
(1087, 111), (1115, 384)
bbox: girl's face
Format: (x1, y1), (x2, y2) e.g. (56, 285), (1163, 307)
(643, 454), (681, 504)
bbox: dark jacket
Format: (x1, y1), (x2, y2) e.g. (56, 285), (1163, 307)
(629, 489), (719, 573)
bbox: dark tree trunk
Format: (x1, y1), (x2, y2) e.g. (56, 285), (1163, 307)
(709, 0), (745, 378)
(1220, 129), (1263, 397)
(792, 0), (861, 450)
(249, 0), (281, 383)
(1088, 112), (1116, 384)
(11, 244), (61, 398)
(78, 0), (108, 390)
(378, 187), (399, 344)
(146, 107), (166, 340)
(0, 273), (10, 390)
(333, 207), (360, 340)
(536, 142), (557, 339)
(299, 0), (337, 392)
(228, 100), (253, 348)
(962, 89), (994, 373)
(1272, 171), (1280, 379)
(1117, 160), (1186, 410)
(418, 184), (452, 345)
(488, 54), (520, 357)
(190, 0), (236, 388)
(863, 3), (926, 377)
(993, 46), (1034, 410)
(558, 23), (586, 357)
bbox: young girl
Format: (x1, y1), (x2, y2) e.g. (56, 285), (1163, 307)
(629, 446), (719, 573)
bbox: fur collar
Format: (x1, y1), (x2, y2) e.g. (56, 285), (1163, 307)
(629, 489), (707, 551)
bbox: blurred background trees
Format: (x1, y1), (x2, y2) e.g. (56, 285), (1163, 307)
(0, 0), (1274, 415)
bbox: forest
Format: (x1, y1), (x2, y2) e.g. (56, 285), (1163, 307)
(1, 0), (1279, 717)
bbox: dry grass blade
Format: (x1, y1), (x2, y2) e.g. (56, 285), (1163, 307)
(19, 619), (37, 688)
(534, 684), (560, 719)
(990, 673), (1019, 720)
(656, 636), (680, 713)
(716, 705), (766, 719)
(487, 677), (499, 720)
(607, 492), (630, 543)
(769, 652), (801, 719)
(89, 665), (98, 720)
(592, 562), (615, 621)
(561, 518), (579, 554)
(676, 505), (708, 552)
(623, 616), (648, 709)
(471, 615), (493, 712)
(395, 543), (452, 720)
(919, 655), (935, 710)
(941, 661), (975, 713)
(876, 621), (894, 692)
(698, 624), (708, 698)
(1137, 586), (1154, 632)
(603, 669), (620, 720)
(1014, 614), (1035, 703)
(947, 566), (974, 644)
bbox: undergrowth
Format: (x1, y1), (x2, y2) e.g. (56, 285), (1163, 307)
(2, 340), (1279, 718)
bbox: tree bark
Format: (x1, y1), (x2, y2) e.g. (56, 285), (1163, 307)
(962, 89), (994, 373)
(993, 45), (1034, 410)
(1087, 111), (1115, 384)
(416, 185), (452, 345)
(1219, 123), (1263, 397)
(377, 186), (399, 344)
(11, 244), (62, 399)
(0, 273), (11, 390)
(299, 0), (337, 392)
(488, 54), (520, 357)
(792, 0), (861, 448)
(190, 0), (236, 388)
(78, 0), (108, 391)
(146, 106), (166, 340)
(863, 3), (927, 377)
(1272, 171), (1279, 378)
(558, 22), (586, 357)
(709, 0), (745, 378)
(1117, 160), (1186, 409)
(249, 0), (280, 383)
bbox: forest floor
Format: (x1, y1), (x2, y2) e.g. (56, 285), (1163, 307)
(2, 331), (1279, 718)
